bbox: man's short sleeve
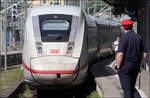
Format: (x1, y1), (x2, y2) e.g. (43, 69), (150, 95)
(117, 35), (127, 53)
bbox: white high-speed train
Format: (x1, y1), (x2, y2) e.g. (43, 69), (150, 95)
(23, 5), (120, 89)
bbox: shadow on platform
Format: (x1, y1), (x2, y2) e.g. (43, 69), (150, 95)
(90, 57), (116, 77)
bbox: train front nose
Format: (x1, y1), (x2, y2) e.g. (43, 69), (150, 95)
(29, 14), (80, 85)
(30, 56), (79, 85)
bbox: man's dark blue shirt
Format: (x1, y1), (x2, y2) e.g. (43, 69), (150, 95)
(117, 31), (147, 63)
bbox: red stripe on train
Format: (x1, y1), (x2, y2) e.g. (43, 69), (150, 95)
(22, 60), (88, 74)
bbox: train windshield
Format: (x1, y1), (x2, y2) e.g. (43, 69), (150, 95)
(39, 14), (72, 42)
(41, 20), (69, 30)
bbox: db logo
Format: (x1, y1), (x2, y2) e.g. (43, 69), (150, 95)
(50, 49), (59, 54)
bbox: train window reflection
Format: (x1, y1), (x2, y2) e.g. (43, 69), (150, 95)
(41, 20), (70, 30)
(38, 14), (72, 42)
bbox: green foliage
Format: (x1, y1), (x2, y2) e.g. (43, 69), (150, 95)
(85, 0), (112, 15)
(87, 90), (101, 98)
(88, 7), (94, 15)
(23, 84), (30, 95)
(85, 3), (103, 15)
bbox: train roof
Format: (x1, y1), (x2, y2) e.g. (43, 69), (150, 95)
(87, 15), (121, 26)
(27, 5), (82, 17)
(85, 15), (97, 27)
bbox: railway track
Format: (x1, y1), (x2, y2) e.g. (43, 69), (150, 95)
(22, 75), (96, 98)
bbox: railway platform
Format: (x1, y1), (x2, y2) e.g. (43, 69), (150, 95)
(0, 77), (23, 98)
(0, 50), (22, 66)
(91, 57), (149, 98)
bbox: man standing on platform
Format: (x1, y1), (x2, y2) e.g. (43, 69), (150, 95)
(116, 20), (148, 98)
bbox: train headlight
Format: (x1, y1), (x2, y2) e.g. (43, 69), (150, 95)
(67, 47), (72, 56)
(36, 42), (43, 56)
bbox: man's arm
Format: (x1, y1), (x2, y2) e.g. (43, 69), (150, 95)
(116, 52), (124, 69)
(140, 52), (148, 67)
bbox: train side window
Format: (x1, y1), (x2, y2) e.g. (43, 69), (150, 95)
(68, 16), (79, 43)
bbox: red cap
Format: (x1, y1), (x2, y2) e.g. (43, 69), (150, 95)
(121, 20), (134, 28)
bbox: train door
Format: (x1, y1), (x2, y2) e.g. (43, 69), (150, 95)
(148, 4), (150, 68)
(138, 3), (150, 69)
(96, 23), (102, 57)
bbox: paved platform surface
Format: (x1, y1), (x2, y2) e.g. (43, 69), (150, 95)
(0, 77), (23, 98)
(90, 57), (150, 98)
